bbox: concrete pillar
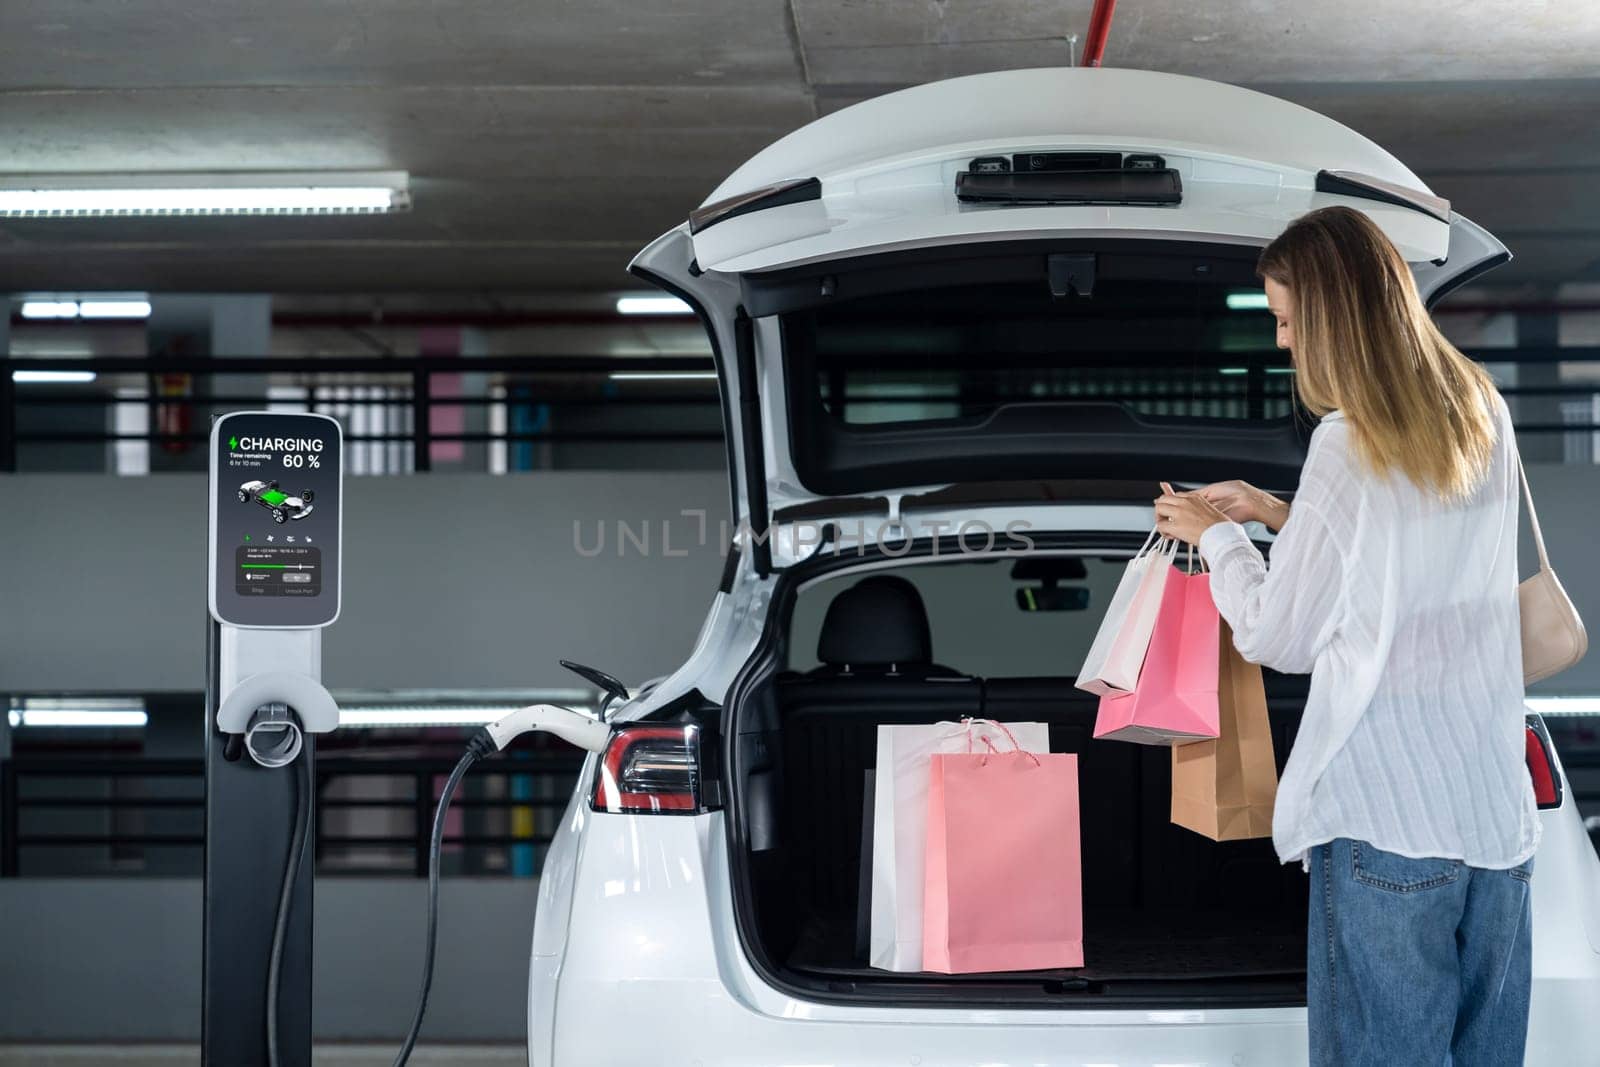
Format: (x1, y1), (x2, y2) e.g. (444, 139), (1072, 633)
(145, 295), (272, 472)
(1, 307), (12, 472)
(136, 694), (201, 875)
(208, 296), (271, 358)
(1514, 312), (1563, 463)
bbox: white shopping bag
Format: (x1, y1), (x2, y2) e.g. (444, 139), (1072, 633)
(869, 718), (1049, 972)
(1074, 530), (1176, 696)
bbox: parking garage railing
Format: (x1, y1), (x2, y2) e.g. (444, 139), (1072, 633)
(5, 349), (1600, 473)
(0, 753), (586, 878)
(0, 354), (727, 474)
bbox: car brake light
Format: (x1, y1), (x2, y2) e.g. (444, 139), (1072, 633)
(591, 724), (703, 814)
(1525, 717), (1564, 811)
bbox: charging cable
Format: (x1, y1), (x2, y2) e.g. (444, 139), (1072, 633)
(267, 752), (311, 1067)
(226, 703), (309, 1067)
(392, 704), (611, 1067)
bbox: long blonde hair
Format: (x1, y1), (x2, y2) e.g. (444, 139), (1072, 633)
(1257, 205), (1498, 500)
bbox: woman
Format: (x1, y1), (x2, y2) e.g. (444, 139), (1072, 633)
(1154, 205), (1539, 1066)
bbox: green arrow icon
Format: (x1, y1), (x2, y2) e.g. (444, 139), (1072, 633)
(229, 436), (238, 450)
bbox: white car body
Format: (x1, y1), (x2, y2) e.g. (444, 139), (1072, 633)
(526, 68), (1600, 1065)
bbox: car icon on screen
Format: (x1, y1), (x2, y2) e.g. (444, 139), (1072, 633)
(237, 479), (315, 524)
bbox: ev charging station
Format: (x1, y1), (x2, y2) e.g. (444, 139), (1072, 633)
(204, 411), (343, 1067)
(199, 409), (610, 1066)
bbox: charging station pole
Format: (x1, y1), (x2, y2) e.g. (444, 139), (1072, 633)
(203, 412), (343, 1066)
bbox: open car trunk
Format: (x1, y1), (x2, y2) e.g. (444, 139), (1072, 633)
(630, 66), (1515, 1007)
(725, 548), (1312, 1007)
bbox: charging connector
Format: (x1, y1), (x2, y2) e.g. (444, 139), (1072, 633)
(482, 702), (612, 754)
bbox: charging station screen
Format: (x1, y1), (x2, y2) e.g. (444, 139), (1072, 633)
(210, 412), (341, 628)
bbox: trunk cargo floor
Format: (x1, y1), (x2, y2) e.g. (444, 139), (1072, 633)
(786, 909), (1306, 982)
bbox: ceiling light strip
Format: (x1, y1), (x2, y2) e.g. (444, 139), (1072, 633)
(0, 182), (409, 217)
(608, 371), (718, 381)
(10, 709), (149, 728)
(12, 370), (98, 384)
(338, 706), (524, 728)
(616, 296), (695, 316)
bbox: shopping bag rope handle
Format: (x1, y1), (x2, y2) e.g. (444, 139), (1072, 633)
(1139, 526), (1181, 563)
(954, 718), (1043, 766)
(942, 717), (993, 751)
(966, 735), (1043, 767)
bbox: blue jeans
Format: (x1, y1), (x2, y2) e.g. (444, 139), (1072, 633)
(1307, 838), (1533, 1066)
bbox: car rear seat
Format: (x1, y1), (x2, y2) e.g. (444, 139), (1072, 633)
(777, 575), (1308, 940)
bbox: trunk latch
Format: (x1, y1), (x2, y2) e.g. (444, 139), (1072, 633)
(1048, 253), (1097, 298)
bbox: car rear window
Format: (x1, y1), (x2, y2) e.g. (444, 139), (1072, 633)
(788, 556), (1123, 676)
(785, 276), (1294, 428)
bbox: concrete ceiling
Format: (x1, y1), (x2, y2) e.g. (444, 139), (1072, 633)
(1, 0), (1598, 296)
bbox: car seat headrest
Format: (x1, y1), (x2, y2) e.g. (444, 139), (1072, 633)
(816, 575), (933, 670)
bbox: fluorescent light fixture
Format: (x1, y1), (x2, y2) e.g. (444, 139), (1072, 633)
(78, 300), (152, 319)
(1218, 366), (1294, 376)
(616, 295), (694, 316)
(339, 700), (601, 728)
(338, 705), (522, 728)
(1227, 292), (1271, 311)
(18, 295), (150, 321)
(20, 300), (80, 319)
(13, 369), (97, 384)
(9, 698), (149, 728)
(1525, 697), (1600, 717)
(16, 708), (148, 727)
(11, 694), (147, 726)
(608, 371), (717, 382)
(0, 171), (410, 218)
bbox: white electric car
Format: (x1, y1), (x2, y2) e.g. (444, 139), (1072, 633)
(527, 68), (1600, 1065)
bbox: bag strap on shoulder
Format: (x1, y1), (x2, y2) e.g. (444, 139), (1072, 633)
(1517, 452), (1551, 573)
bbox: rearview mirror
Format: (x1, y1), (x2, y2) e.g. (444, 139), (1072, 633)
(1015, 586), (1090, 612)
(1011, 556), (1090, 612)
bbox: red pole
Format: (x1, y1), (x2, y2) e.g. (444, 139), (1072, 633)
(1082, 0), (1118, 67)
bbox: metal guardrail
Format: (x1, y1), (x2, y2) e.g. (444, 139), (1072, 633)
(5, 349), (1600, 474)
(1, 354), (727, 473)
(0, 754), (586, 877)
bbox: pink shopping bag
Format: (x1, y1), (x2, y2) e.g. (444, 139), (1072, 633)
(923, 738), (1083, 974)
(1093, 565), (1220, 745)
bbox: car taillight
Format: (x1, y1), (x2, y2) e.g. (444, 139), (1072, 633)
(1525, 716), (1564, 811)
(591, 725), (703, 814)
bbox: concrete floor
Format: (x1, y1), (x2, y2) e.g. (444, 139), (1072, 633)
(0, 1047), (524, 1066)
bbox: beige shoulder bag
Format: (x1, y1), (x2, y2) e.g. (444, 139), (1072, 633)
(1518, 456), (1588, 684)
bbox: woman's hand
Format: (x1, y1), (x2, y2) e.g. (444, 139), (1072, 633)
(1153, 482), (1232, 546)
(1195, 479), (1291, 532)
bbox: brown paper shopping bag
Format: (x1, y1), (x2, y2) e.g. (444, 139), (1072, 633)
(1170, 618), (1278, 840)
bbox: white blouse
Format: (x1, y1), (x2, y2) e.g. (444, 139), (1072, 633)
(1197, 398), (1541, 869)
